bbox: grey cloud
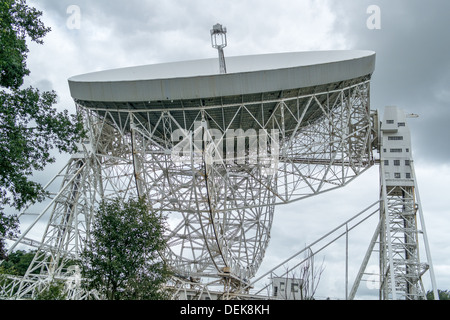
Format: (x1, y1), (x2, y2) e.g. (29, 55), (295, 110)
(34, 0), (348, 63)
(329, 0), (450, 163)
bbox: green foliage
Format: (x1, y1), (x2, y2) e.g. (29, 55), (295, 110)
(427, 289), (450, 300)
(79, 197), (172, 300)
(0, 249), (36, 298)
(0, 0), (85, 259)
(0, 249), (35, 275)
(0, 212), (19, 259)
(0, 0), (50, 89)
(33, 281), (67, 300)
(0, 87), (85, 211)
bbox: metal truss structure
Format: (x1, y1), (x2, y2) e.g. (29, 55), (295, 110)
(1, 75), (379, 299)
(349, 106), (439, 300)
(379, 182), (428, 299)
(0, 50), (438, 300)
(376, 108), (438, 300)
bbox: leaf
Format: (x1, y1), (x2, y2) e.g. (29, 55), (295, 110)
(79, 197), (172, 300)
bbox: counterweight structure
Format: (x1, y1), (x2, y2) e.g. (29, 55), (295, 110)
(348, 106), (439, 300)
(0, 50), (438, 299)
(378, 107), (438, 299)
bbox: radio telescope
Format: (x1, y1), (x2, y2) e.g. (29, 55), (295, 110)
(0, 26), (438, 300)
(66, 49), (375, 289)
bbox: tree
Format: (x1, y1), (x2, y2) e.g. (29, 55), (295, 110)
(427, 289), (450, 300)
(0, 249), (37, 298)
(0, 249), (35, 275)
(79, 197), (172, 300)
(0, 0), (85, 257)
(33, 281), (67, 300)
(276, 250), (324, 300)
(0, 213), (18, 260)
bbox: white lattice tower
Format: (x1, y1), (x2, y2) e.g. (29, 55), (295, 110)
(378, 106), (438, 300)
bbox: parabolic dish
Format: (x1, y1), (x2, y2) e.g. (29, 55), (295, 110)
(68, 50), (376, 103)
(66, 50), (377, 282)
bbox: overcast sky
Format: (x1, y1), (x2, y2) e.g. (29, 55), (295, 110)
(20, 0), (450, 299)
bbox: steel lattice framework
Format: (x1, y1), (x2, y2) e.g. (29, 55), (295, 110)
(376, 107), (438, 300)
(1, 75), (377, 299)
(380, 184), (427, 299)
(0, 50), (438, 300)
(348, 106), (439, 300)
(76, 77), (375, 286)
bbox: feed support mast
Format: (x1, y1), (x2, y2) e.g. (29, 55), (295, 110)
(378, 106), (438, 300)
(210, 23), (227, 74)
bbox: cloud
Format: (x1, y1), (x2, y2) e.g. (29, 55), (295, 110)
(12, 0), (449, 298)
(32, 0), (347, 60)
(25, 0), (351, 132)
(328, 0), (450, 163)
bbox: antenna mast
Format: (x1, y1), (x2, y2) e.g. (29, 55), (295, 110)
(210, 23), (227, 74)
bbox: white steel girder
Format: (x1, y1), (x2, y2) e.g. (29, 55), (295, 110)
(1, 79), (377, 299)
